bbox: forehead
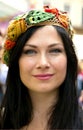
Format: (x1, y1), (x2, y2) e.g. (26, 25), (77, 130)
(25, 25), (63, 46)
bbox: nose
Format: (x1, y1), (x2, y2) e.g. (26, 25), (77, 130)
(36, 53), (50, 69)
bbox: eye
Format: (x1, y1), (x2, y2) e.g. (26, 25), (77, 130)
(23, 49), (37, 55)
(49, 49), (62, 54)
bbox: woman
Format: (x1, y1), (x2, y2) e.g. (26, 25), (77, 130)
(0, 6), (82, 129)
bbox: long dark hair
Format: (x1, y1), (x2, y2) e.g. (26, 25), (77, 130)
(0, 26), (82, 129)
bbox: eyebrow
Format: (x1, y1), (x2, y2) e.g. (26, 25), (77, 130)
(25, 43), (63, 48)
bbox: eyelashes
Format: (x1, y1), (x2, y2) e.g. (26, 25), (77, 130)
(49, 49), (62, 53)
(23, 49), (37, 55)
(22, 48), (63, 56)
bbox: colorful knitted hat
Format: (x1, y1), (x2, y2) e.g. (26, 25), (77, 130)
(3, 6), (74, 66)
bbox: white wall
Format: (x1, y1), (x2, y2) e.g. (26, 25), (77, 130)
(73, 34), (83, 60)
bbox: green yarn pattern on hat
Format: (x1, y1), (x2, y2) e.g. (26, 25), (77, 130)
(25, 10), (55, 25)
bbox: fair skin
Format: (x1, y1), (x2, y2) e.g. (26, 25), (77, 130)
(19, 26), (67, 130)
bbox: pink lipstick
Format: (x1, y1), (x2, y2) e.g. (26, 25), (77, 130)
(33, 74), (54, 80)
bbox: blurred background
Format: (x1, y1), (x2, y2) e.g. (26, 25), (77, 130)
(0, 0), (83, 60)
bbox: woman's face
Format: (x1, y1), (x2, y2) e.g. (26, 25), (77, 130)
(19, 26), (67, 94)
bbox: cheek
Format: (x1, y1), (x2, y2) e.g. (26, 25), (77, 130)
(59, 58), (67, 70)
(54, 57), (67, 86)
(19, 58), (36, 75)
(52, 55), (67, 65)
(19, 58), (37, 88)
(52, 56), (67, 75)
(60, 60), (67, 81)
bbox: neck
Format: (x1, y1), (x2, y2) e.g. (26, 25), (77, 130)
(29, 90), (59, 119)
(23, 90), (59, 130)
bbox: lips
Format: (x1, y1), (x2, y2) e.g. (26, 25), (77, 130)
(33, 74), (54, 80)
